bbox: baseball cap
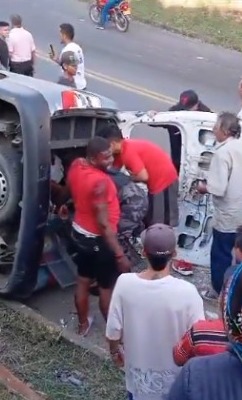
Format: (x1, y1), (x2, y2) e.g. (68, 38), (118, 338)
(178, 90), (199, 110)
(60, 51), (78, 66)
(141, 223), (176, 256)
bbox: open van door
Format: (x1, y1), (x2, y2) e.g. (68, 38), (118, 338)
(117, 110), (219, 270)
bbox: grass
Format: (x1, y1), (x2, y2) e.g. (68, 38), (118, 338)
(84, 0), (242, 51)
(0, 385), (22, 400)
(0, 303), (126, 400)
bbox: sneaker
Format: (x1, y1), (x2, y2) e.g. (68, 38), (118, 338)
(172, 260), (194, 276)
(96, 25), (104, 30)
(201, 288), (218, 302)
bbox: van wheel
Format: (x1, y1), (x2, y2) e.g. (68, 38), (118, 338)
(0, 143), (22, 224)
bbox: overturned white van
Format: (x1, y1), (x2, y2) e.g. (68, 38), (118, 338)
(117, 110), (242, 272)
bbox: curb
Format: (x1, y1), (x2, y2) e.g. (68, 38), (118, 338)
(1, 299), (109, 361)
(0, 364), (46, 400)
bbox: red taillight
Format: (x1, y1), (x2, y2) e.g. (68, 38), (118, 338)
(121, 2), (129, 11)
(61, 91), (78, 109)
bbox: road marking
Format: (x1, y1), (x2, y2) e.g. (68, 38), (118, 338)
(36, 50), (176, 105)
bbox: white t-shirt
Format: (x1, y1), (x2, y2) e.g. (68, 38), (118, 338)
(238, 109), (242, 119)
(50, 155), (64, 183)
(60, 42), (86, 90)
(106, 273), (205, 400)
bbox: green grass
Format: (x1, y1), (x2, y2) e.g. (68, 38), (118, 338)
(130, 0), (242, 51)
(83, 0), (242, 51)
(0, 385), (21, 400)
(0, 303), (126, 400)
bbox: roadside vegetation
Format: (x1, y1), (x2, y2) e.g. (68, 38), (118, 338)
(0, 304), (125, 400)
(0, 385), (21, 400)
(83, 0), (242, 51)
(130, 0), (242, 51)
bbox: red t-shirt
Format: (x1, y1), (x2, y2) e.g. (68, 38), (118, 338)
(113, 139), (177, 194)
(173, 319), (228, 366)
(67, 158), (120, 235)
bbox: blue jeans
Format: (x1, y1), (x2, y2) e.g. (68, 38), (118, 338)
(128, 393), (133, 400)
(100, 0), (121, 26)
(210, 228), (236, 294)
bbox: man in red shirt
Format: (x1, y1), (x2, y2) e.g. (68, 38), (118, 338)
(97, 125), (179, 227)
(173, 319), (228, 366)
(67, 137), (130, 336)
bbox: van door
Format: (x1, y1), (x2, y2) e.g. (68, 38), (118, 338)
(117, 111), (217, 269)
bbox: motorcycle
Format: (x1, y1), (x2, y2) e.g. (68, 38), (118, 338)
(89, 0), (131, 33)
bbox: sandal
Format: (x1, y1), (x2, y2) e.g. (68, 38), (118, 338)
(78, 316), (94, 337)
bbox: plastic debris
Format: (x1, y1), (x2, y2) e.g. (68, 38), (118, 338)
(55, 369), (86, 387)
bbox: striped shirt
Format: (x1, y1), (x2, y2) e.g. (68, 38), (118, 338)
(173, 319), (228, 366)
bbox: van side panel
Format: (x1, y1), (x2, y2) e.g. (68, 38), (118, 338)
(0, 81), (51, 298)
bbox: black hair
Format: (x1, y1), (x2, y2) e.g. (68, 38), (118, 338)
(96, 124), (123, 141)
(0, 21), (9, 27)
(218, 112), (241, 139)
(10, 14), (22, 27)
(60, 23), (75, 40)
(86, 137), (110, 159)
(235, 226), (242, 251)
(146, 253), (172, 271)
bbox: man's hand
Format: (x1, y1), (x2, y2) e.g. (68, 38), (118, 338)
(49, 50), (59, 63)
(196, 180), (208, 194)
(116, 254), (131, 273)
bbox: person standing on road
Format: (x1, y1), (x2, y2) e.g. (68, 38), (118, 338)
(0, 21), (10, 70)
(168, 263), (242, 400)
(8, 15), (36, 77)
(57, 51), (78, 88)
(97, 124), (179, 227)
(67, 137), (130, 336)
(106, 223), (204, 400)
(50, 23), (86, 90)
(196, 112), (242, 300)
(168, 90), (212, 173)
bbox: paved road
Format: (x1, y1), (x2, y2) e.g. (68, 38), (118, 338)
(2, 0), (242, 112)
(1, 0), (235, 351)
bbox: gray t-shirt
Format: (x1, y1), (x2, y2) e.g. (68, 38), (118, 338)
(57, 76), (76, 88)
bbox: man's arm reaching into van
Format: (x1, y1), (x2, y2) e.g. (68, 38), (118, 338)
(122, 149), (149, 183)
(92, 180), (130, 273)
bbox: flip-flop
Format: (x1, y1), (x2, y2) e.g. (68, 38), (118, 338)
(79, 316), (94, 337)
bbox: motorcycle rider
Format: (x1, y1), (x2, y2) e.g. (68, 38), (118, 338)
(97, 0), (123, 30)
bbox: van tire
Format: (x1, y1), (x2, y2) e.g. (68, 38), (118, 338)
(0, 143), (22, 224)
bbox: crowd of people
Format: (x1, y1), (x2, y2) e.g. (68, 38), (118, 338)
(0, 15), (36, 75)
(1, 14), (242, 400)
(56, 112), (242, 400)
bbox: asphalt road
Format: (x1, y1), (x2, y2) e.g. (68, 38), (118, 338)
(0, 0), (236, 348)
(2, 0), (242, 112)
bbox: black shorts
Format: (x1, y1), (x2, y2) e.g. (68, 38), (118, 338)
(71, 229), (119, 289)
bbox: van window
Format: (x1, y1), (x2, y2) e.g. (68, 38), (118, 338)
(198, 129), (215, 147)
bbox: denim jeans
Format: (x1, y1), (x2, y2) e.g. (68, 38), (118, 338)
(128, 393), (133, 400)
(210, 228), (236, 294)
(100, 0), (121, 26)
